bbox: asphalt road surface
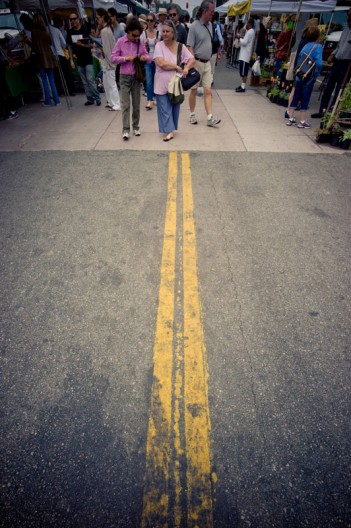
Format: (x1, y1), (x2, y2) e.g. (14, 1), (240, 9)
(1, 150), (350, 528)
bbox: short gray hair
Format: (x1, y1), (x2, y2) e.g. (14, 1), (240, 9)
(197, 0), (214, 19)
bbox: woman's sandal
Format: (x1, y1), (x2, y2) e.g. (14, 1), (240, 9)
(145, 102), (152, 110)
(163, 133), (174, 142)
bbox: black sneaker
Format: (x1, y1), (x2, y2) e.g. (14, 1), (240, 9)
(84, 100), (94, 106)
(96, 100), (101, 106)
(235, 86), (245, 93)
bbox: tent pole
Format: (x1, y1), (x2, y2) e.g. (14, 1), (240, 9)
(288, 0), (302, 55)
(39, 0), (72, 108)
(326, 10), (334, 35)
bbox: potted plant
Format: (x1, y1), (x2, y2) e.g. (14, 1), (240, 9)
(315, 112), (333, 143)
(330, 124), (343, 147)
(270, 86), (280, 104)
(340, 128), (351, 150)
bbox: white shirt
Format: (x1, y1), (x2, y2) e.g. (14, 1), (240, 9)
(239, 27), (255, 63)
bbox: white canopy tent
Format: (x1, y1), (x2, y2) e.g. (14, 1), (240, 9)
(216, 0), (338, 14)
(16, 0), (128, 13)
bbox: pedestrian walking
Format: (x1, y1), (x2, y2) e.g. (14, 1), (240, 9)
(67, 13), (101, 107)
(154, 20), (195, 141)
(187, 0), (221, 127)
(110, 17), (151, 140)
(96, 8), (121, 111)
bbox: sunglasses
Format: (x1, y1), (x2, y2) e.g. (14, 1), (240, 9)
(168, 13), (177, 17)
(147, 19), (154, 22)
(70, 17), (78, 21)
(131, 33), (140, 37)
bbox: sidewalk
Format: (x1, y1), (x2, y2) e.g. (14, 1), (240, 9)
(0, 59), (343, 154)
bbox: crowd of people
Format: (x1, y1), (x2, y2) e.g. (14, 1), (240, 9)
(1, 3), (350, 138)
(0, 1), (223, 141)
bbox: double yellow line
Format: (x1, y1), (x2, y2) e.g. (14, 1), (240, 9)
(142, 153), (214, 528)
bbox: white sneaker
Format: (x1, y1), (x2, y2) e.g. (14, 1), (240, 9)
(207, 116), (221, 127)
(190, 114), (198, 125)
(123, 131), (129, 141)
(133, 129), (141, 136)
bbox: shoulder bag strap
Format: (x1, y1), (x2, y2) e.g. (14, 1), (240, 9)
(203, 23), (214, 42)
(177, 42), (183, 67)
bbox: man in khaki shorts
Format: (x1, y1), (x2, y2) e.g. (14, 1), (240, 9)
(187, 0), (221, 127)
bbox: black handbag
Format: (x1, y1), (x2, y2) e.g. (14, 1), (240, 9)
(294, 44), (317, 84)
(181, 67), (201, 91)
(176, 43), (201, 91)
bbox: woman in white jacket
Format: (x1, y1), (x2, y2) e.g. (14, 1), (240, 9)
(96, 8), (121, 111)
(235, 18), (255, 93)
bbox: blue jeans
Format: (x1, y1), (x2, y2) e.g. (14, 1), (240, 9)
(156, 94), (180, 134)
(39, 68), (60, 105)
(291, 78), (315, 112)
(144, 61), (155, 102)
(77, 64), (100, 102)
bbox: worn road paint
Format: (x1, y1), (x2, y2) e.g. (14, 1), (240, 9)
(142, 152), (178, 528)
(182, 153), (213, 528)
(142, 153), (214, 528)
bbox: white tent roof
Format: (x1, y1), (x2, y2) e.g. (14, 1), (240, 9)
(216, 0), (338, 14)
(16, 0), (128, 12)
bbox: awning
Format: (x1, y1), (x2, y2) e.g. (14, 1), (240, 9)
(216, 0), (338, 13)
(15, 0), (128, 12)
(129, 0), (148, 14)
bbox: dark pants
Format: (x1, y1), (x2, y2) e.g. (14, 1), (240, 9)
(319, 59), (350, 113)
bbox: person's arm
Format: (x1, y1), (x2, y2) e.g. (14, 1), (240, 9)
(101, 27), (115, 66)
(180, 46), (195, 77)
(110, 38), (133, 64)
(154, 42), (182, 71)
(138, 40), (151, 63)
(240, 30), (251, 47)
(314, 43), (323, 76)
(59, 30), (67, 50)
(216, 24), (224, 46)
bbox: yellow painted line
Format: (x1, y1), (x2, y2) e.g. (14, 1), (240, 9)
(142, 152), (214, 527)
(182, 153), (214, 528)
(142, 152), (178, 528)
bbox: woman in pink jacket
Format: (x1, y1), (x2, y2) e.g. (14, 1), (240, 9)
(111, 17), (151, 140)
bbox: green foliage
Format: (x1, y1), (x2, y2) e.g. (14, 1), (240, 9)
(270, 85), (280, 96)
(321, 111), (333, 130)
(340, 82), (351, 111)
(341, 128), (351, 141)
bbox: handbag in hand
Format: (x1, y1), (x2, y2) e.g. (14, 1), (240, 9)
(176, 43), (201, 91)
(181, 67), (201, 91)
(294, 44), (317, 84)
(134, 41), (145, 83)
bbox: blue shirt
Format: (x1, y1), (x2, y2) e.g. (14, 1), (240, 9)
(297, 41), (323, 78)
